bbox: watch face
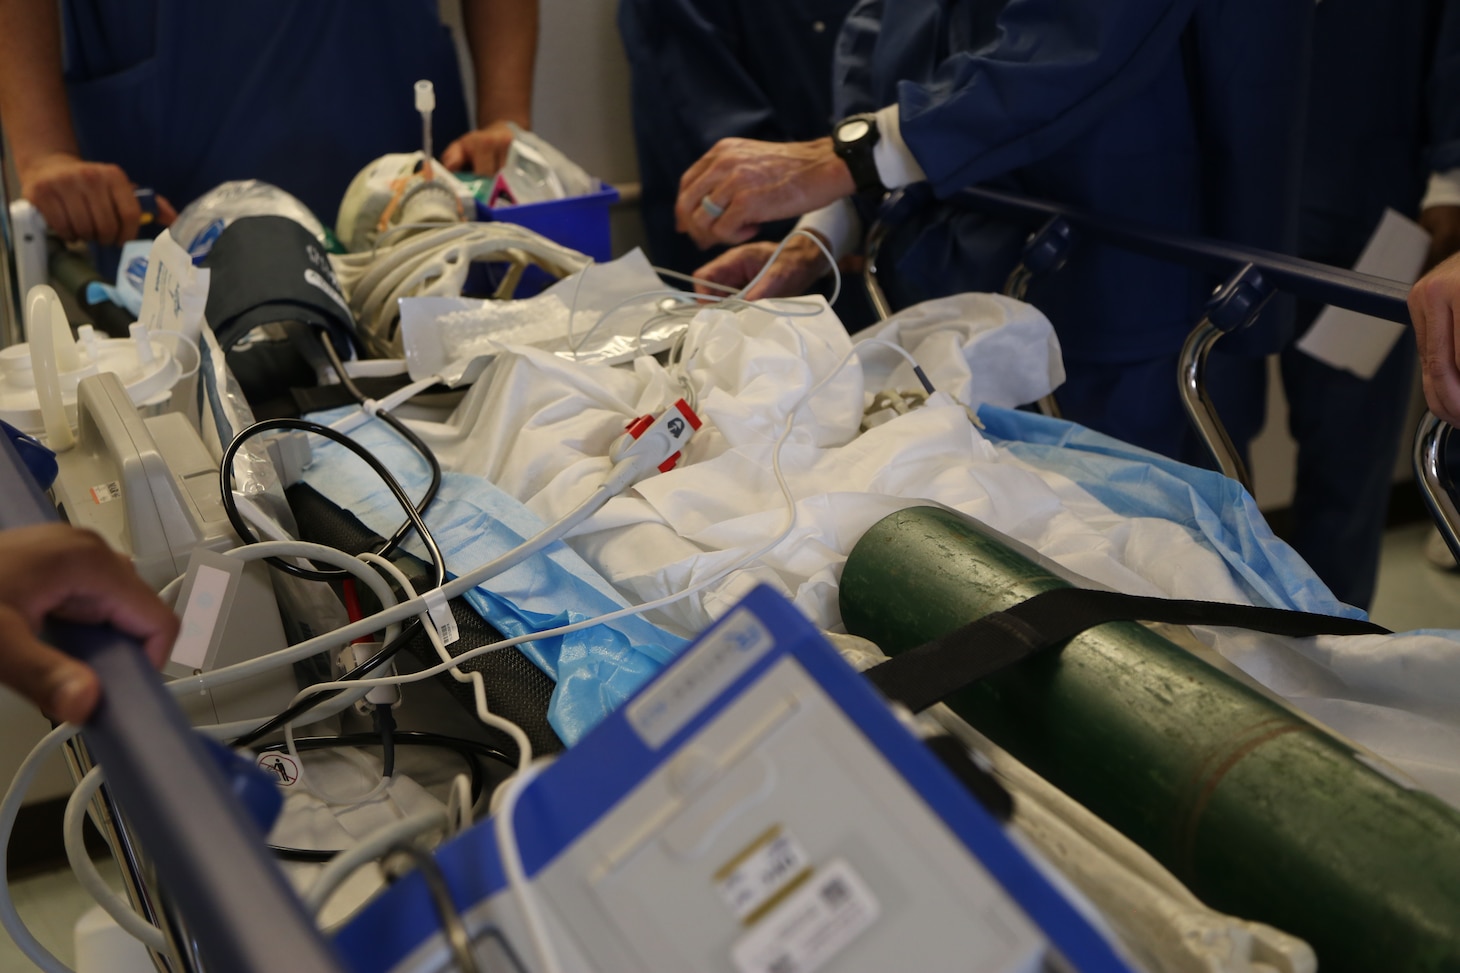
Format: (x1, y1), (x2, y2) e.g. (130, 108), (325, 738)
(838, 118), (872, 143)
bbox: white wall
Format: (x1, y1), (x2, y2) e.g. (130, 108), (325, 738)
(530, 0), (639, 186)
(443, 0), (644, 252)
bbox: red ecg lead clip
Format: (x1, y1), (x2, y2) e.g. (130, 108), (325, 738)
(614, 399), (703, 473)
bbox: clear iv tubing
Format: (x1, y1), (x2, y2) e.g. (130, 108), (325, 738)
(567, 229), (840, 359)
(173, 332), (935, 708)
(237, 338), (931, 709)
(0, 333), (938, 972)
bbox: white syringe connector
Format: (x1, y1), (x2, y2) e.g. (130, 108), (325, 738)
(415, 79), (436, 179)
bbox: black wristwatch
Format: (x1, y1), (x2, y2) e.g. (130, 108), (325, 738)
(832, 113), (886, 197)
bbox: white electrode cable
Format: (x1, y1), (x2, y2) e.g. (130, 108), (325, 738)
(204, 337), (921, 718)
(0, 333), (929, 973)
(358, 553), (534, 776)
(0, 724), (81, 973)
(328, 373), (447, 436)
(165, 485), (612, 703)
(65, 767), (168, 952)
(493, 759), (562, 973)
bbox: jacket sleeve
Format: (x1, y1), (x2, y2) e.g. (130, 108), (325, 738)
(878, 0), (1202, 196)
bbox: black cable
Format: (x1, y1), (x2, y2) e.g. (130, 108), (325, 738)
(222, 340), (451, 747)
(229, 619), (421, 749)
(375, 706), (397, 778)
(313, 336), (446, 540)
(219, 416), (446, 584)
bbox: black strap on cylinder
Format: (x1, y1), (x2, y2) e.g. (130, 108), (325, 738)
(864, 587), (1390, 714)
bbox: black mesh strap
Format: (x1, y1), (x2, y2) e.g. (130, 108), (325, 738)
(865, 587), (1390, 714)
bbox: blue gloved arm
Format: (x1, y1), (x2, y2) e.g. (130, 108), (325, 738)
(859, 0), (1202, 197)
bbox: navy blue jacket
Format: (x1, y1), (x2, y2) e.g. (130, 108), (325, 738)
(838, 0), (1313, 363)
(61, 0), (470, 226)
(619, 0), (856, 273)
(1299, 0), (1460, 268)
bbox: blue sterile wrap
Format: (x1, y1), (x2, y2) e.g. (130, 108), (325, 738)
(976, 405), (1365, 621)
(302, 407), (686, 745)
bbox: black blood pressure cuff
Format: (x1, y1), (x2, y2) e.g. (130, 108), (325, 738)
(203, 215), (358, 356)
(202, 215), (360, 415)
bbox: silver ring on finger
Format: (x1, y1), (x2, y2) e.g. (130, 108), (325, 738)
(700, 195), (725, 220)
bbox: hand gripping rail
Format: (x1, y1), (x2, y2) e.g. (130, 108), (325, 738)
(0, 432), (347, 973)
(863, 186), (1460, 555)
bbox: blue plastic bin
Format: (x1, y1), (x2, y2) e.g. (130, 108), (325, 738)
(472, 181), (620, 296)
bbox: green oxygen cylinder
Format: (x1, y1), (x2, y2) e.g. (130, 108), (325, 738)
(839, 506), (1460, 973)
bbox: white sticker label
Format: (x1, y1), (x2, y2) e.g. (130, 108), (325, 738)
(627, 608), (773, 749)
(171, 563), (234, 670)
(731, 859), (879, 973)
(717, 830), (811, 923)
(257, 753), (300, 787)
(422, 588), (460, 646)
(89, 481), (121, 504)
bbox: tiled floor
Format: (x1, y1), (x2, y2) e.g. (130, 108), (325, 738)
(1, 859), (126, 971)
(1369, 521), (1460, 631)
(4, 524), (1460, 971)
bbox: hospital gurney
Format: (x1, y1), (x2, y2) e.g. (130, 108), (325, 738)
(0, 430), (347, 973)
(6, 170), (1460, 972)
(279, 217), (1460, 969)
(862, 184), (1460, 557)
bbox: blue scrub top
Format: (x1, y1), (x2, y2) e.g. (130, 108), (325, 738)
(619, 0), (856, 274)
(837, 0), (1313, 363)
(60, 0), (471, 227)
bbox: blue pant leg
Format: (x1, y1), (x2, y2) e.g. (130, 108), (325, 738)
(1280, 334), (1415, 610)
(1056, 351), (1267, 470)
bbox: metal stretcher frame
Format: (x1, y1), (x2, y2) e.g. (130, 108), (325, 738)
(0, 432), (348, 973)
(863, 185), (1460, 562)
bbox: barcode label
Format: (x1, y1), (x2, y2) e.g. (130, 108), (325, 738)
(731, 860), (879, 973)
(716, 829), (810, 923)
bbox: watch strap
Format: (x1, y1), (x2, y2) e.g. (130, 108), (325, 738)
(833, 114), (886, 197)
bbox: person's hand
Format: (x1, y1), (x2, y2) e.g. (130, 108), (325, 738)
(1421, 205), (1460, 273)
(1408, 251), (1460, 426)
(441, 119), (518, 176)
(694, 235), (833, 300)
(0, 525), (177, 724)
(676, 138), (855, 249)
(20, 152), (144, 246)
